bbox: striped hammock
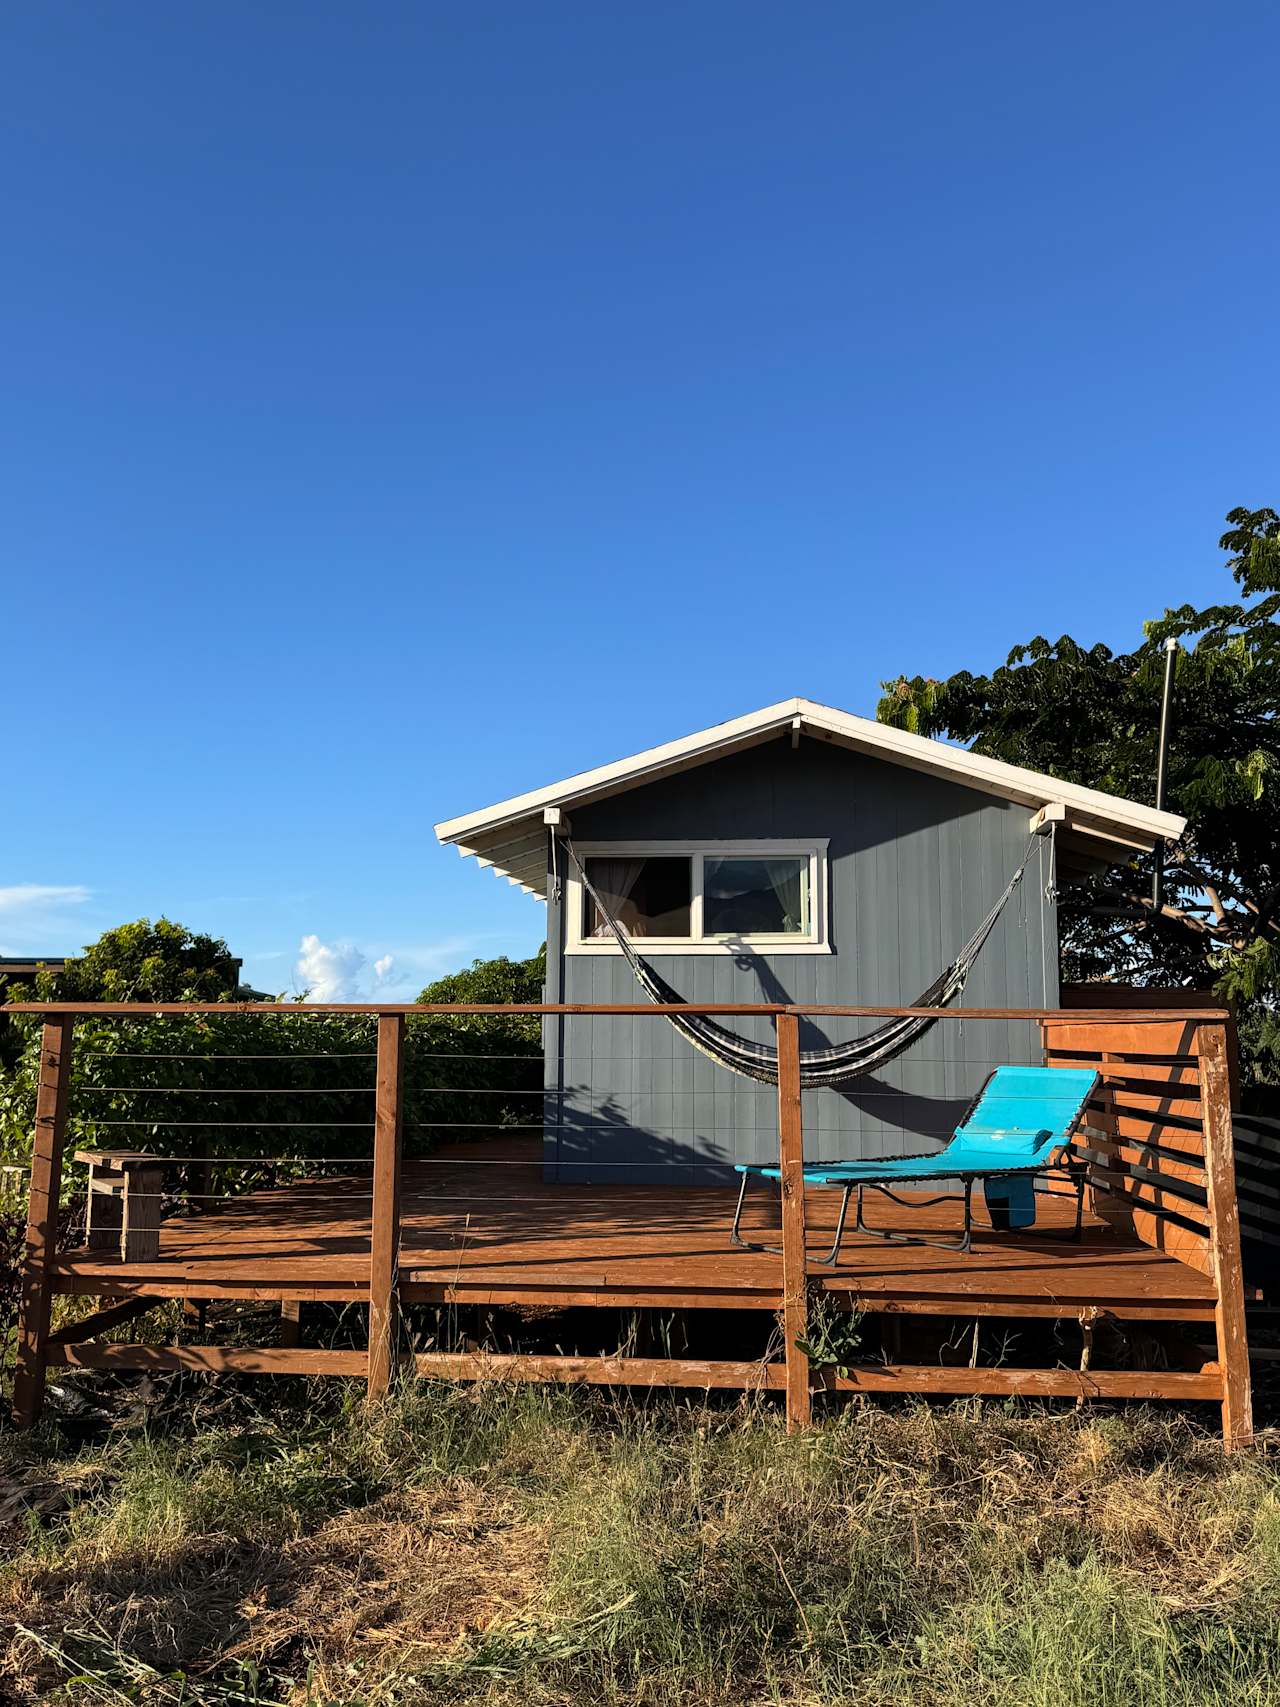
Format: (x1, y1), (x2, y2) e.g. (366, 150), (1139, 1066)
(562, 838), (1037, 1090)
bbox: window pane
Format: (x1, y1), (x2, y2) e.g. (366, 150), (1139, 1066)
(584, 857), (692, 939)
(703, 856), (809, 936)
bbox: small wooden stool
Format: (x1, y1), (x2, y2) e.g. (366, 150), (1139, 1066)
(75, 1150), (166, 1262)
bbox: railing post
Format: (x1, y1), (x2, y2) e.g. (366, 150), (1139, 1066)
(12, 1017), (76, 1429)
(1198, 1020), (1253, 1449)
(367, 1012), (405, 1400)
(776, 1010), (811, 1430)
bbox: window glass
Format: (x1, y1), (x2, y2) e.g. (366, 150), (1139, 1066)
(584, 856), (692, 939)
(703, 856), (809, 936)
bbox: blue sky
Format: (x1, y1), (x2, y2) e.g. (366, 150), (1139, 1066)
(3, 2), (1276, 998)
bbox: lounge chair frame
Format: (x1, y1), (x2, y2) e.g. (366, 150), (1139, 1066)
(730, 1064), (1098, 1264)
(730, 1158), (1088, 1264)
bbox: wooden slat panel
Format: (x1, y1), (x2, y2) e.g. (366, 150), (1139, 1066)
(1108, 1109), (1205, 1156)
(1044, 1016), (1222, 1291)
(1045, 1018), (1203, 1057)
(1049, 1046), (1202, 1067)
(1048, 1038), (1207, 1275)
(1075, 1137), (1208, 1194)
(1087, 1087), (1206, 1118)
(1082, 1163), (1209, 1230)
(1051, 1051), (1201, 1092)
(1081, 1157), (1210, 1221)
(1082, 1186), (1211, 1275)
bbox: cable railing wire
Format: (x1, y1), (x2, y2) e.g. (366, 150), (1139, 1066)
(79, 1119), (547, 1130)
(80, 1052), (380, 1061)
(80, 1085), (378, 1096)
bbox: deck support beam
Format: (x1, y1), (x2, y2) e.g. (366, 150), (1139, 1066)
(12, 1018), (75, 1429)
(52, 1343), (367, 1376)
(367, 1012), (405, 1399)
(35, 1341), (1226, 1404)
(776, 1011), (811, 1430)
(46, 1295), (158, 1349)
(1199, 1021), (1253, 1449)
(279, 1299), (302, 1348)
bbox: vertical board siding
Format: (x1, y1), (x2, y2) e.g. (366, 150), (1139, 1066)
(549, 736), (1055, 1182)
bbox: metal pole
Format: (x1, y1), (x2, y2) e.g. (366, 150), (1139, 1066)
(1151, 637), (1178, 913)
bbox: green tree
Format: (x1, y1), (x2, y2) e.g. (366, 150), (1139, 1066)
(410, 948), (547, 1137)
(17, 917), (242, 1005)
(417, 948), (545, 1027)
(0, 937), (547, 1179)
(0, 917), (242, 1072)
(877, 507), (1280, 1092)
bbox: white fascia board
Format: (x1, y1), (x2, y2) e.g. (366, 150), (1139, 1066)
(433, 700), (803, 845)
(434, 697), (1185, 889)
(791, 701), (1185, 843)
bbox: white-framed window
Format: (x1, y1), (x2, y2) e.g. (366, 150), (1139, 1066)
(564, 840), (830, 955)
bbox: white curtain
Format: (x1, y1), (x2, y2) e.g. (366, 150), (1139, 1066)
(587, 858), (646, 937)
(764, 859), (805, 933)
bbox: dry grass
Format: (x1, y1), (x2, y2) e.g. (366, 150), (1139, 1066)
(229, 1484), (543, 1669)
(2, 1381), (1280, 1705)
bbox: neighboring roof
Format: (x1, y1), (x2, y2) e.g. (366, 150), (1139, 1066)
(434, 697), (1187, 898)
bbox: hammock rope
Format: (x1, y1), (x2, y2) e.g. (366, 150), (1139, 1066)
(561, 836), (1039, 1089)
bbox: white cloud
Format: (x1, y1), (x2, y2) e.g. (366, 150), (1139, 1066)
(0, 883), (93, 956)
(0, 884), (90, 913)
(289, 932), (533, 1003)
(294, 935), (366, 1002)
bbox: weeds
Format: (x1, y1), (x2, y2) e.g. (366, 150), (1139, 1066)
(792, 1295), (863, 1376)
(3, 1383), (1280, 1704)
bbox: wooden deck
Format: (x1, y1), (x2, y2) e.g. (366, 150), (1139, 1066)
(10, 1000), (1254, 1446)
(54, 1150), (1220, 1324)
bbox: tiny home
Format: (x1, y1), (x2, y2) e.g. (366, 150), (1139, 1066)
(435, 698), (1185, 1184)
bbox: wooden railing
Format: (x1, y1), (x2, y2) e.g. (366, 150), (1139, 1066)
(5, 1000), (1255, 1447)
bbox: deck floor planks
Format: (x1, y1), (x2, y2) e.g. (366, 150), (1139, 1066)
(52, 1158), (1219, 1323)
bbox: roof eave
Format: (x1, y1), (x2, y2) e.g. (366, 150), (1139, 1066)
(435, 698), (1186, 897)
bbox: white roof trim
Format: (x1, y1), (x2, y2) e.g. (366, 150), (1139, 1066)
(435, 697), (1186, 899)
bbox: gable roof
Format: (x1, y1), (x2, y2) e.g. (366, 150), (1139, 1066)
(434, 697), (1186, 898)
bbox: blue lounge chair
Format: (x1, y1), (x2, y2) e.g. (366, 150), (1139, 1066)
(730, 1065), (1100, 1263)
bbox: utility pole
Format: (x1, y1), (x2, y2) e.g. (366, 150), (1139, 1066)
(1151, 636), (1178, 913)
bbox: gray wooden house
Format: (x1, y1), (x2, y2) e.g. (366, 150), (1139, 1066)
(435, 698), (1183, 1183)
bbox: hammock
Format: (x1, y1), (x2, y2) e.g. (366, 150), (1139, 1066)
(562, 838), (1038, 1090)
